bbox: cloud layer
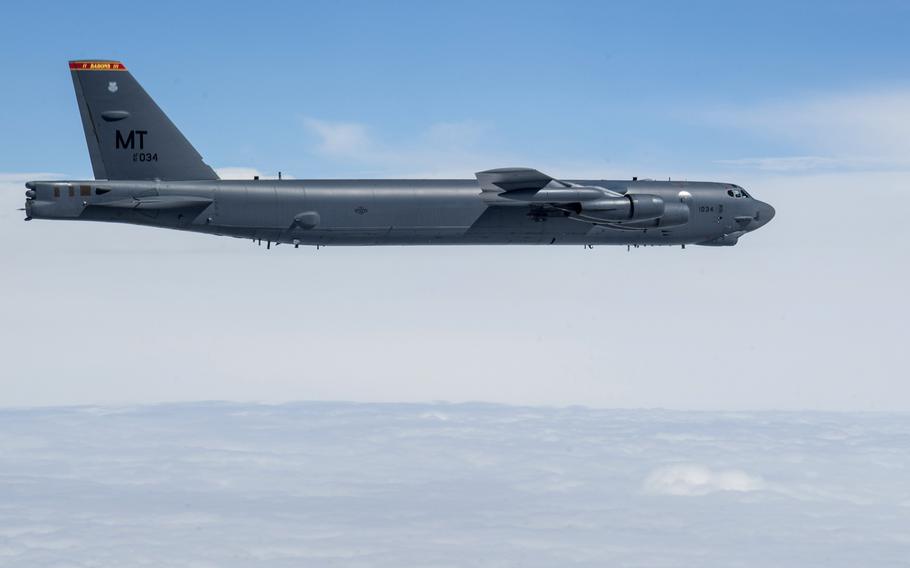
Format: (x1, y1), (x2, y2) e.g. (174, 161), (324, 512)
(1, 404), (909, 567)
(707, 88), (910, 171)
(643, 464), (765, 496)
(299, 116), (507, 177)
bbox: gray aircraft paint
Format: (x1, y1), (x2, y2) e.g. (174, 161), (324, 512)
(24, 61), (775, 248)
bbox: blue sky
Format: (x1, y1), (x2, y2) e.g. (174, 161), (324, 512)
(1, 1), (909, 409)
(3, 0), (909, 177)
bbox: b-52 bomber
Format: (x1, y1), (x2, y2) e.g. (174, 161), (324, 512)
(24, 60), (774, 248)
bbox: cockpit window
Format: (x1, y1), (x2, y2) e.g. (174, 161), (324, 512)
(727, 187), (751, 199)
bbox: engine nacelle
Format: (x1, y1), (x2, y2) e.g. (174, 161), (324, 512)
(579, 194), (665, 221)
(621, 201), (690, 228)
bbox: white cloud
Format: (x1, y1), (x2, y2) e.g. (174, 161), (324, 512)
(714, 156), (840, 172)
(300, 117), (508, 177)
(643, 464), (766, 496)
(215, 167), (290, 180)
(215, 166), (262, 180)
(708, 88), (910, 171)
(0, 404), (909, 566)
(0, 172), (63, 183)
(298, 118), (655, 180)
(302, 118), (372, 157)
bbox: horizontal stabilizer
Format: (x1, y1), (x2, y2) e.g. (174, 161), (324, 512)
(91, 195), (213, 210)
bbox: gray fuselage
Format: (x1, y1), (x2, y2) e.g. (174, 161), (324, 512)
(24, 178), (775, 247)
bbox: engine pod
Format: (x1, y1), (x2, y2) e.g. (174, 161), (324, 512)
(627, 194), (665, 220)
(621, 201), (690, 228)
(580, 194), (665, 221)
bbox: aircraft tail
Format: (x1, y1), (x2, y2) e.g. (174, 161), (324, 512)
(69, 60), (218, 181)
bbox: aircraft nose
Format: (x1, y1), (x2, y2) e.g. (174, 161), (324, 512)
(752, 201), (775, 228)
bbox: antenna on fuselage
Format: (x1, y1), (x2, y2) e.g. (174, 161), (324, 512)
(278, 171), (282, 180)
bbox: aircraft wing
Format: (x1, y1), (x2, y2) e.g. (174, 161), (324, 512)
(475, 167), (622, 202)
(475, 168), (562, 193)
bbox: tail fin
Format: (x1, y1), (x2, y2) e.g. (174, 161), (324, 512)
(69, 60), (218, 181)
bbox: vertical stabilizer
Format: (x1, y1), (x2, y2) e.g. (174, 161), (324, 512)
(69, 60), (218, 181)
